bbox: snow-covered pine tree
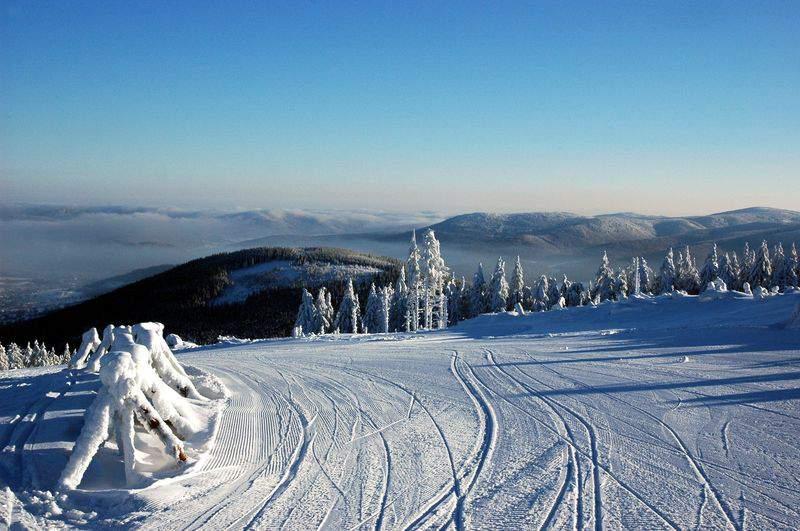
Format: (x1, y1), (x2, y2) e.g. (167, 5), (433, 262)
(594, 251), (616, 302)
(547, 277), (561, 309)
(458, 276), (471, 321)
(632, 257), (641, 295)
(333, 278), (361, 334)
(362, 283), (382, 334)
(470, 263), (488, 317)
(390, 267), (409, 332)
(638, 257), (653, 295)
(789, 243), (800, 288)
(740, 242), (754, 288)
(0, 344), (8, 371)
(748, 240), (773, 289)
(718, 253), (735, 289)
(445, 278), (461, 325)
(7, 343), (24, 369)
(314, 287), (333, 334)
(659, 247), (676, 294)
(699, 243), (720, 291)
(532, 275), (549, 311)
(23, 342), (34, 367)
(489, 257), (509, 312)
(421, 229), (448, 329)
(379, 285), (393, 333)
(771, 243), (790, 291)
(565, 281), (587, 307)
(614, 269), (628, 300)
(293, 289), (319, 337)
(560, 274), (572, 302)
(61, 343), (72, 364)
(510, 256), (525, 309)
(682, 246), (701, 294)
(406, 231), (422, 332)
(728, 251), (742, 290)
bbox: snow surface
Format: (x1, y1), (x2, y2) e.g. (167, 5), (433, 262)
(212, 261), (384, 305)
(1, 293), (800, 529)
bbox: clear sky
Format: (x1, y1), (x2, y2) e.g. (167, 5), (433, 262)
(1, 1), (798, 215)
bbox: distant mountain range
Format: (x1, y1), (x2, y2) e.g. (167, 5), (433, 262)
(399, 207), (800, 253)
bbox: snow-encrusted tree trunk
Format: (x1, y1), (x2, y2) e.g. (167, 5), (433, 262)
(70, 328), (101, 369)
(86, 324), (115, 372)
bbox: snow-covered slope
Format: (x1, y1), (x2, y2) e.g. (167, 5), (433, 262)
(2, 293), (799, 529)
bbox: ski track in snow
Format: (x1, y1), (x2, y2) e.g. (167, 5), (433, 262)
(2, 293), (800, 529)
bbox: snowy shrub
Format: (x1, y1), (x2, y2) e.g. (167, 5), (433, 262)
(166, 333), (183, 348)
(58, 321), (223, 490)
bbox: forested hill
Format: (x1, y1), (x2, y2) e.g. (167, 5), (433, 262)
(0, 247), (400, 347)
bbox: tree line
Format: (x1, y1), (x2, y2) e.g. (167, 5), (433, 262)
(293, 235), (800, 336)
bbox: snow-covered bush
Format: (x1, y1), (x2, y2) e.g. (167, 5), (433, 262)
(58, 321), (223, 490)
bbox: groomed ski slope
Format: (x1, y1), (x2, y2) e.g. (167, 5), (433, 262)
(2, 292), (800, 529)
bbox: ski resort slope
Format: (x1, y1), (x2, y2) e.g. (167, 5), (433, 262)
(3, 292), (800, 529)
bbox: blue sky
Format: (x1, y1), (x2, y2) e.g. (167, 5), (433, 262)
(1, 1), (798, 214)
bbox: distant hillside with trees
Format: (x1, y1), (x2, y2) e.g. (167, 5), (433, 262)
(0, 247), (400, 347)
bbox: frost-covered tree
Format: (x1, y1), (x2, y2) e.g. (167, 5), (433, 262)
(390, 267), (409, 332)
(614, 269), (628, 300)
(406, 231), (422, 331)
(789, 243), (800, 288)
(362, 283), (382, 334)
(532, 275), (549, 311)
(293, 289), (319, 337)
(333, 278), (361, 334)
(679, 246), (701, 294)
(61, 343), (72, 365)
(728, 251), (742, 291)
(659, 248), (676, 293)
(0, 345), (8, 371)
(378, 285), (393, 333)
(565, 281), (588, 307)
(699, 243), (720, 291)
(420, 229), (448, 329)
(740, 242), (754, 288)
(719, 253), (737, 290)
(546, 277), (561, 309)
(7, 343), (24, 369)
(509, 256), (525, 309)
(748, 240), (772, 289)
(314, 287), (333, 334)
(630, 258), (640, 295)
(23, 342), (34, 368)
(594, 251), (616, 302)
(560, 274), (572, 302)
(445, 278), (463, 325)
(489, 257), (509, 312)
(469, 263), (488, 317)
(638, 257), (653, 295)
(771, 243), (792, 291)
